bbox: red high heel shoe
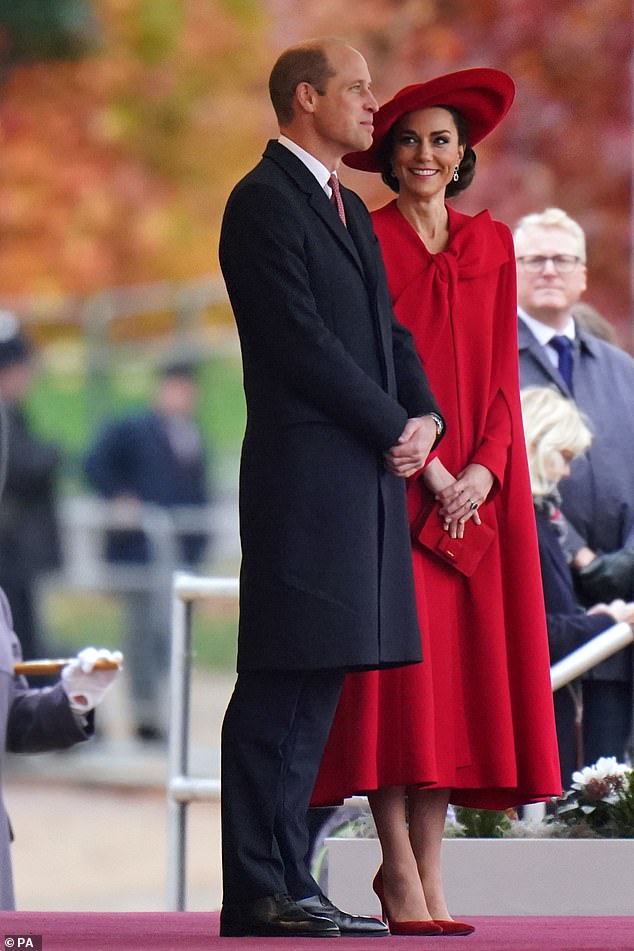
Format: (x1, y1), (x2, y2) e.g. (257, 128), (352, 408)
(372, 868), (442, 937)
(432, 919), (476, 936)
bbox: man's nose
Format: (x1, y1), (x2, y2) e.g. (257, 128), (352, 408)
(541, 257), (558, 274)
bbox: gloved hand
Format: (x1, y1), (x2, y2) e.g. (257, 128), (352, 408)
(575, 548), (634, 605)
(61, 647), (123, 715)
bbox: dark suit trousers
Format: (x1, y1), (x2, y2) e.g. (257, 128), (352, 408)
(220, 668), (345, 904)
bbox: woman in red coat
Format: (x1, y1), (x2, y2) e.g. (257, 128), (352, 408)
(313, 70), (561, 935)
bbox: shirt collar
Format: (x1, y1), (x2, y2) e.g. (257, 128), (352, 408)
(518, 308), (576, 347)
(278, 135), (333, 192)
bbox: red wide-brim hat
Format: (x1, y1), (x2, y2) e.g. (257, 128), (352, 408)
(344, 67), (515, 172)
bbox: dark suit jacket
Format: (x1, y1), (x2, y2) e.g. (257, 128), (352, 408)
(220, 141), (441, 672)
(84, 410), (210, 565)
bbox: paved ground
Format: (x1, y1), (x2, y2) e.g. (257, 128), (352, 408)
(5, 668), (236, 911)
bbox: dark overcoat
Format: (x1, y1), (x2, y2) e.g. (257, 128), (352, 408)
(0, 590), (91, 909)
(219, 141), (441, 672)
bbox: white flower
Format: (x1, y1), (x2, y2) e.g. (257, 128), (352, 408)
(572, 757), (630, 788)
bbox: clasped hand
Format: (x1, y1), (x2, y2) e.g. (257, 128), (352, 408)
(384, 417), (438, 478)
(425, 461), (494, 539)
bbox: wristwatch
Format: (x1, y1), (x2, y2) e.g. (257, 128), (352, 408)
(426, 412), (445, 437)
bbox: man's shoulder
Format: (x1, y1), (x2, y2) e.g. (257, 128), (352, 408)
(517, 315), (541, 349)
(579, 330), (634, 373)
(230, 141), (308, 193)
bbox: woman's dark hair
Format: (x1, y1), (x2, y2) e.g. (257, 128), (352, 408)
(379, 104), (476, 197)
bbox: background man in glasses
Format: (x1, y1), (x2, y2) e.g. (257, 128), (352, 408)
(514, 206), (634, 768)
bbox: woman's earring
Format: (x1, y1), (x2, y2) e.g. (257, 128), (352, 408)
(453, 165), (460, 182)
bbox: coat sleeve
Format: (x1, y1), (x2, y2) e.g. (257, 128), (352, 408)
(470, 225), (518, 491)
(1, 591), (92, 754)
(546, 609), (613, 664)
(7, 683), (93, 753)
(220, 182), (415, 452)
(536, 515), (615, 663)
(389, 295), (445, 430)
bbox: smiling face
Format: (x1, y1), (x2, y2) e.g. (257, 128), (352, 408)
(390, 106), (465, 200)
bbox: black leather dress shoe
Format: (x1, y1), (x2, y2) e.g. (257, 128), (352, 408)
(219, 893), (341, 937)
(297, 894), (389, 936)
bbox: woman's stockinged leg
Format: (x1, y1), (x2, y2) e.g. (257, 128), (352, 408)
(407, 786), (452, 920)
(368, 785), (432, 921)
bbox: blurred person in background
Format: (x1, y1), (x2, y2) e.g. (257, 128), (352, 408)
(83, 360), (212, 743)
(515, 208), (634, 764)
(572, 301), (619, 346)
(522, 386), (634, 787)
(0, 312), (62, 667)
(314, 69), (560, 936)
(1, 594), (121, 909)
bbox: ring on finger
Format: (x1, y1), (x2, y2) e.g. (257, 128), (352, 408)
(469, 500), (479, 511)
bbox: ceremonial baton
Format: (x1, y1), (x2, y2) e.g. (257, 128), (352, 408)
(15, 658), (122, 677)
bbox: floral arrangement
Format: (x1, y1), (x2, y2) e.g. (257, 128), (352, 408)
(550, 757), (634, 838)
(318, 758), (634, 845)
(448, 757), (634, 839)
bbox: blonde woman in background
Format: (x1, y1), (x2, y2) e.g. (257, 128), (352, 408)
(522, 386), (634, 787)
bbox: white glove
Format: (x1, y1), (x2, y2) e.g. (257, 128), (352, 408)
(61, 647), (123, 714)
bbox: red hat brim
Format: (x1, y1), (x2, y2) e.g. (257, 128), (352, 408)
(343, 67), (515, 172)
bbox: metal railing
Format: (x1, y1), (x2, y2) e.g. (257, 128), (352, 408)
(167, 573), (238, 911)
(165, 572), (634, 910)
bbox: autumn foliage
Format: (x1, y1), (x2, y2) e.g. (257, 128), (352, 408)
(0, 0), (631, 346)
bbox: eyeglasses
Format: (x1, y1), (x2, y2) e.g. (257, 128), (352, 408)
(516, 254), (583, 273)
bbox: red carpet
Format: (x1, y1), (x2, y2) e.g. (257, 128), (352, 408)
(0, 913), (632, 950)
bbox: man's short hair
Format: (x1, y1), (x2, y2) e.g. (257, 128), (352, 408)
(513, 207), (587, 262)
(269, 40), (340, 125)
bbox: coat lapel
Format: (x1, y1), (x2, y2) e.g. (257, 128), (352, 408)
(263, 141), (365, 276)
(517, 318), (572, 395)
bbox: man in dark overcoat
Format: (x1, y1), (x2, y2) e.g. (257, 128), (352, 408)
(218, 38), (444, 938)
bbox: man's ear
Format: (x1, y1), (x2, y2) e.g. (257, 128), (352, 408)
(579, 265), (588, 296)
(295, 81), (318, 114)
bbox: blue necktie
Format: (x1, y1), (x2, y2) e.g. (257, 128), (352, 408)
(549, 335), (574, 394)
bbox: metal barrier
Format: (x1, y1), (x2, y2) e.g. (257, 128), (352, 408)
(166, 571), (634, 910)
(167, 573), (238, 911)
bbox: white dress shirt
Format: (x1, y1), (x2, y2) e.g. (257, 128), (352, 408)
(278, 134), (336, 197)
(518, 308), (576, 369)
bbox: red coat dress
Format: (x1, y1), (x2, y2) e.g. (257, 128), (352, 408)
(313, 201), (561, 809)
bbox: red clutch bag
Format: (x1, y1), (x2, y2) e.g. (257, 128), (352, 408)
(413, 503), (495, 577)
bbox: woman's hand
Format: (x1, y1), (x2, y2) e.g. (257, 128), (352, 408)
(422, 458), (456, 495)
(435, 463), (494, 538)
(588, 599), (634, 627)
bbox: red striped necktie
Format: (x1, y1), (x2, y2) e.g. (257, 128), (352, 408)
(328, 174), (347, 227)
